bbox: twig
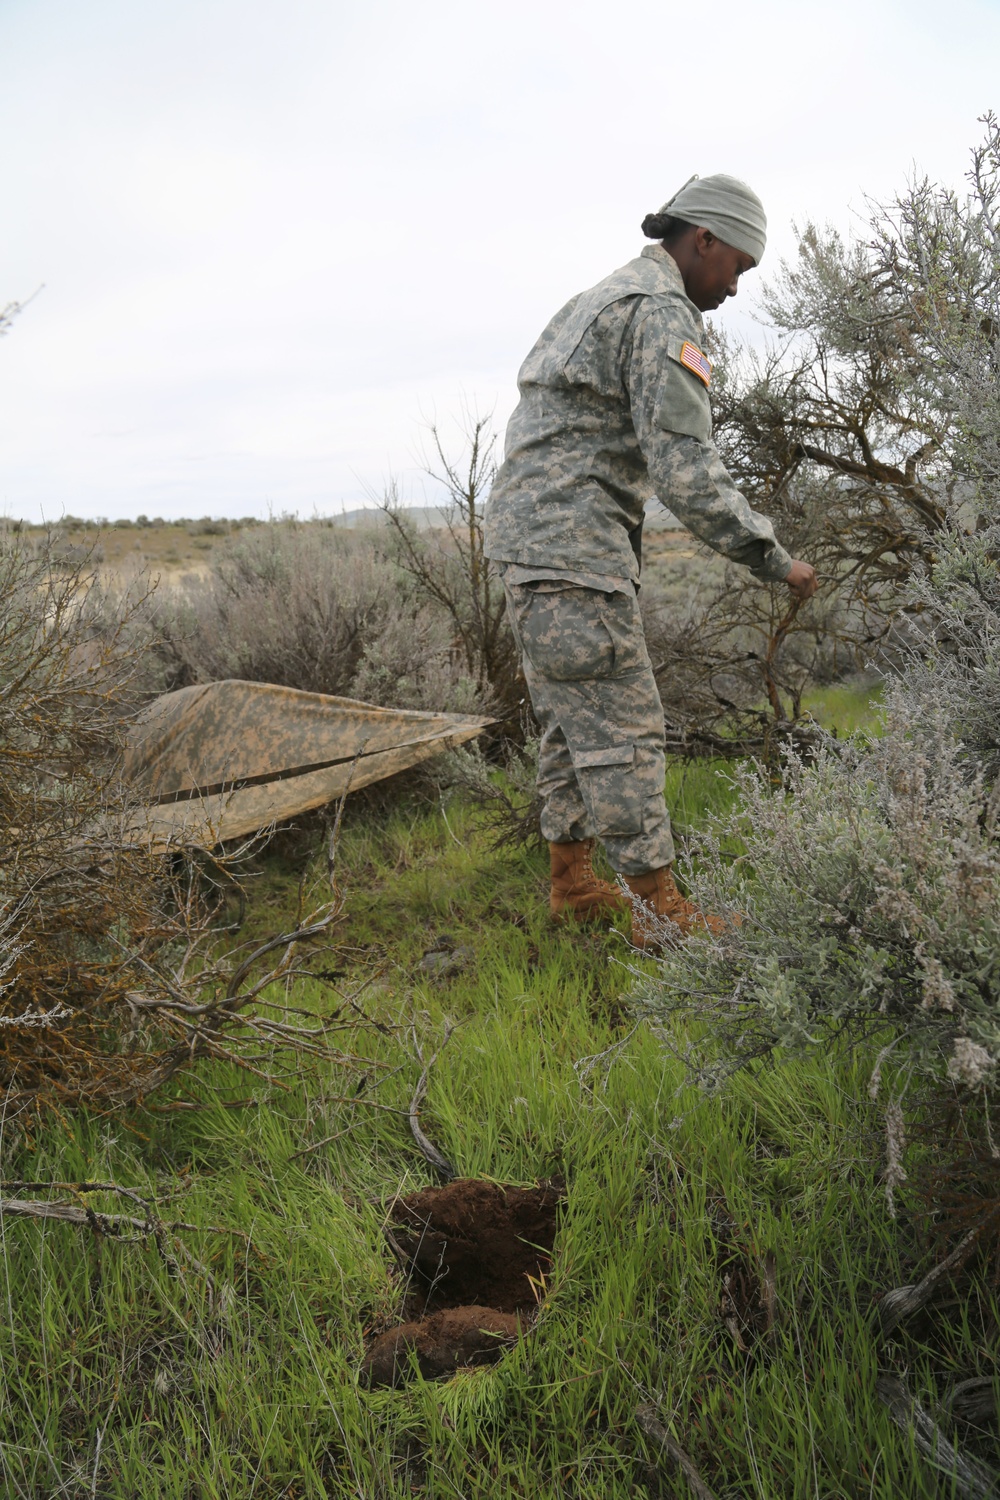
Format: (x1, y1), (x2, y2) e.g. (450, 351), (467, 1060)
(288, 1121), (363, 1161)
(287, 1065), (410, 1161)
(327, 747), (365, 889)
(761, 595), (803, 720)
(635, 1404), (720, 1500)
(224, 908), (343, 1002)
(90, 1421), (105, 1500)
(409, 1020), (457, 1181)
(145, 1097), (259, 1113)
(4, 1179), (149, 1209)
(573, 1024), (641, 1088)
(438, 794), (463, 848)
(0, 1181), (245, 1285)
(0, 1197), (153, 1236)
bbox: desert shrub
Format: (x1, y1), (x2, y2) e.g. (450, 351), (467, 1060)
(632, 686), (1000, 1093)
(378, 414), (523, 739)
(349, 596), (483, 716)
(635, 120), (1000, 1127)
(0, 533), (364, 1117)
(437, 735), (543, 850)
(146, 521), (393, 695)
(143, 519), (493, 718)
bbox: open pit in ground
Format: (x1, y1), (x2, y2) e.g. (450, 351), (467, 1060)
(361, 1178), (565, 1388)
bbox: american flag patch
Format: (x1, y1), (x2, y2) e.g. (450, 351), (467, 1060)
(679, 341), (712, 387)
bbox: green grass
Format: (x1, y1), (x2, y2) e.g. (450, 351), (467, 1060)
(662, 757), (739, 834)
(2, 729), (994, 1497)
(802, 679), (884, 737)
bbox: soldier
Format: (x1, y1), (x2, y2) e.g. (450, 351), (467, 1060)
(483, 173), (817, 950)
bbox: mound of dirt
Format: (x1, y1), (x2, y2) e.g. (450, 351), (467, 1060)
(361, 1177), (565, 1388)
(361, 1305), (522, 1388)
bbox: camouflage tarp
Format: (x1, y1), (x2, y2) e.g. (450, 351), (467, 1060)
(123, 679), (490, 846)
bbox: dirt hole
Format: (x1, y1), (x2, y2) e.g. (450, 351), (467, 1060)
(361, 1177), (564, 1388)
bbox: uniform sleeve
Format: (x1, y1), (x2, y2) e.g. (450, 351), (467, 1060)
(626, 302), (793, 583)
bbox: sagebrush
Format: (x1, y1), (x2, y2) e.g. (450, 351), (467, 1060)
(635, 118), (1000, 1126)
(0, 533), (369, 1115)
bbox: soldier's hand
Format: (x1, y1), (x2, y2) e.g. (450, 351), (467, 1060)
(785, 560), (818, 601)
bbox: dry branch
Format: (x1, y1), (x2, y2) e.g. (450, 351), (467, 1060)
(876, 1201), (1000, 1336)
(0, 532), (372, 1115)
(0, 1179), (251, 1297)
(0, 1197), (155, 1234)
(876, 1374), (998, 1499)
(635, 1405), (720, 1500)
(408, 1019), (457, 1181)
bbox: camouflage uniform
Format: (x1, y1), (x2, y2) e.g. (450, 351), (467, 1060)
(485, 242), (792, 873)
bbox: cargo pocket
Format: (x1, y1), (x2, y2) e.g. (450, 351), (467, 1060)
(512, 585), (618, 682)
(571, 742), (642, 837)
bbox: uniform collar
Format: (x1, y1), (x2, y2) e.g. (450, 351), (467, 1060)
(639, 241), (703, 323)
(639, 241), (686, 292)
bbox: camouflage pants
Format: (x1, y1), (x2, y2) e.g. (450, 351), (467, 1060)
(502, 577), (674, 874)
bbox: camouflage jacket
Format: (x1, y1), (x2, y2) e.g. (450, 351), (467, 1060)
(483, 243), (792, 586)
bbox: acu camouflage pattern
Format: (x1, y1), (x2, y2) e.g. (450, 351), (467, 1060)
(484, 242), (792, 586)
(123, 680), (490, 848)
(502, 575), (673, 874)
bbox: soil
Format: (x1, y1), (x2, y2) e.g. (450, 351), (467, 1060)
(387, 1177), (564, 1317)
(360, 1305), (522, 1388)
(362, 1177), (565, 1388)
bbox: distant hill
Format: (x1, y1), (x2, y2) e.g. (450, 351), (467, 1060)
(331, 498), (682, 531)
(331, 505), (457, 531)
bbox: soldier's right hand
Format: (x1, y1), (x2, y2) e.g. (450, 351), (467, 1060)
(785, 560), (818, 601)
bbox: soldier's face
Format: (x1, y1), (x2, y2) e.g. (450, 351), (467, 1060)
(685, 230), (756, 313)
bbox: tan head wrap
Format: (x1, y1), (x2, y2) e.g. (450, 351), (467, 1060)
(660, 173), (767, 264)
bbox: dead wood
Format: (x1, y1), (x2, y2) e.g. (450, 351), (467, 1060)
(0, 532), (376, 1115)
(876, 1201), (1000, 1336)
(876, 1374), (998, 1498)
(408, 1019), (457, 1181)
(0, 1197), (155, 1235)
(945, 1377), (1000, 1427)
(0, 1179), (250, 1298)
(635, 1404), (720, 1500)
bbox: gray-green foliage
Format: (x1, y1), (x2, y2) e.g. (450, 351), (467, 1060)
(678, 119), (1000, 755)
(634, 687), (1000, 1093)
(637, 119), (1000, 1101)
(438, 735), (542, 848)
(143, 519), (486, 716)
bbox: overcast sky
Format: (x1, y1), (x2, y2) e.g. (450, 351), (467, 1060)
(1, 0), (998, 522)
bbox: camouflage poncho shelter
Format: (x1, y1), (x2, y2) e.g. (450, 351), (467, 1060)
(485, 235), (793, 875)
(123, 680), (490, 847)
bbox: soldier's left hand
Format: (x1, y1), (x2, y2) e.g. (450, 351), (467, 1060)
(785, 560), (818, 601)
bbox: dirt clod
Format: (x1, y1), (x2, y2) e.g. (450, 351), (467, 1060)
(360, 1305), (522, 1388)
(388, 1176), (564, 1316)
(363, 1178), (564, 1387)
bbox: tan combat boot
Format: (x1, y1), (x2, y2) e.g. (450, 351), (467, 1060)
(622, 866), (726, 952)
(549, 840), (630, 926)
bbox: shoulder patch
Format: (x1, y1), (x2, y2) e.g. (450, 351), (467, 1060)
(678, 340), (711, 387)
(658, 334), (714, 443)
